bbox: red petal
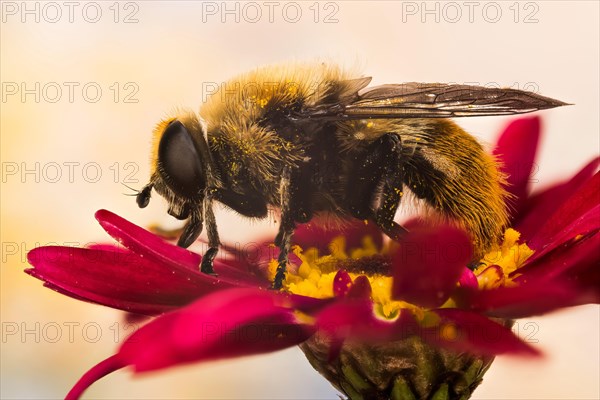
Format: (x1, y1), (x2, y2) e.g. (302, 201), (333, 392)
(527, 172), (600, 256)
(85, 243), (128, 252)
(26, 246), (242, 314)
(316, 300), (539, 357)
(36, 281), (176, 315)
(493, 116), (541, 216)
(347, 275), (373, 299)
(516, 157), (600, 239)
(293, 219), (384, 256)
(66, 289), (313, 399)
(220, 240), (301, 280)
(90, 242), (265, 287)
(122, 289), (312, 371)
(95, 209), (202, 271)
(531, 205), (599, 266)
(333, 269), (352, 297)
(516, 231), (600, 299)
(212, 259), (267, 287)
(455, 279), (592, 318)
(423, 309), (540, 356)
(391, 225), (472, 308)
(458, 267), (478, 290)
(315, 299), (401, 342)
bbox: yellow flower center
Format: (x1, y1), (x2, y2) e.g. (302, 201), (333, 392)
(266, 235), (415, 319)
(268, 228), (534, 318)
(475, 228), (534, 289)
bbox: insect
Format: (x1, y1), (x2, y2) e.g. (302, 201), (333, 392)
(135, 63), (566, 289)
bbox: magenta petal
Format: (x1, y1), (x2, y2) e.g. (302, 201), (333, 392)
(457, 267), (478, 290)
(477, 265), (504, 287)
(220, 240), (298, 280)
(392, 225), (472, 308)
(65, 289), (312, 399)
(293, 219), (384, 255)
(26, 246), (239, 314)
(95, 209), (201, 271)
(36, 280), (176, 315)
(347, 275), (373, 299)
(85, 243), (128, 253)
(529, 205), (600, 265)
(211, 259), (267, 287)
(315, 298), (422, 346)
(119, 288), (312, 372)
(315, 299), (397, 342)
(424, 309), (540, 356)
(333, 270), (352, 297)
(457, 280), (590, 318)
(96, 209), (264, 286)
(493, 116), (541, 215)
(515, 231), (600, 299)
(528, 172), (600, 255)
(516, 157), (600, 239)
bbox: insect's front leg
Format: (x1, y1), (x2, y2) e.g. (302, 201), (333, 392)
(177, 209), (203, 248)
(273, 166), (296, 290)
(200, 192), (220, 275)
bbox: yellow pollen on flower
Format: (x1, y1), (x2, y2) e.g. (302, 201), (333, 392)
(419, 310), (441, 328)
(274, 235), (417, 319)
(328, 236), (349, 260)
(350, 236), (379, 259)
(440, 323), (458, 341)
(475, 228), (534, 289)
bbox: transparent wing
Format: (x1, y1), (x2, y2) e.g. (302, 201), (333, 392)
(301, 82), (569, 120)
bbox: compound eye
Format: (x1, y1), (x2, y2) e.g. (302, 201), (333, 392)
(158, 120), (205, 199)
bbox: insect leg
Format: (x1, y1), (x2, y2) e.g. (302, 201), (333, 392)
(287, 162), (314, 223)
(177, 210), (203, 248)
(346, 133), (408, 240)
(272, 166), (296, 290)
(200, 196), (220, 275)
(346, 138), (390, 220)
(346, 133), (402, 219)
(374, 134), (409, 241)
(374, 139), (407, 240)
(213, 188), (268, 218)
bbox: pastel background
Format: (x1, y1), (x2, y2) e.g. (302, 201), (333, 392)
(1, 1), (598, 399)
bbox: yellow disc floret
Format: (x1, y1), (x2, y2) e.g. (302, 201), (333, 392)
(268, 235), (419, 319)
(475, 228), (534, 289)
(268, 228), (534, 320)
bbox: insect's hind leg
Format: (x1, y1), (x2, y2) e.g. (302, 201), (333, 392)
(347, 133), (408, 240)
(346, 135), (391, 220)
(375, 134), (409, 240)
(375, 172), (409, 241)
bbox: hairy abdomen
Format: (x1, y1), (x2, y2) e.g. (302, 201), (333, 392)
(402, 119), (509, 256)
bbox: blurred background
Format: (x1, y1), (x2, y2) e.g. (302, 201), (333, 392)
(1, 1), (598, 398)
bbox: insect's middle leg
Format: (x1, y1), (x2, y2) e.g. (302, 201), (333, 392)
(272, 166), (296, 290)
(347, 133), (408, 240)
